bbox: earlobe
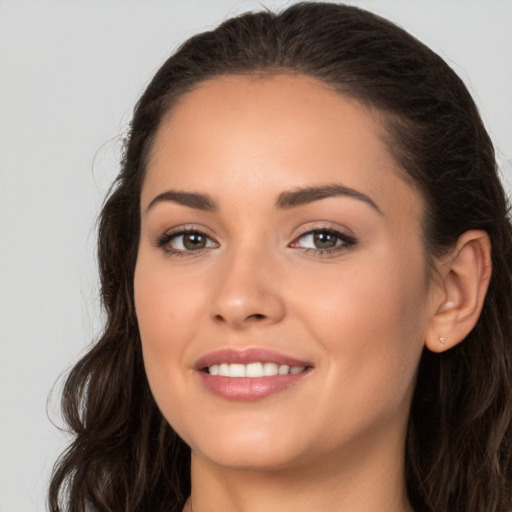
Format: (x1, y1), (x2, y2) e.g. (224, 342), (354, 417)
(425, 230), (492, 353)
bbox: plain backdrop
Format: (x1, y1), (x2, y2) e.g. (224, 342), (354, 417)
(1, 1), (511, 510)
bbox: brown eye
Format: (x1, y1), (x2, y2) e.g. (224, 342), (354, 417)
(291, 228), (357, 256)
(182, 232), (208, 250)
(158, 229), (218, 254)
(313, 232), (338, 249)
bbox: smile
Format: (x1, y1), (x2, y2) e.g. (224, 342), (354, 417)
(207, 362), (307, 377)
(195, 348), (313, 400)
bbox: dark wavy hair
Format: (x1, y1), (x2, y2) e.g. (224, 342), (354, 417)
(48, 3), (512, 511)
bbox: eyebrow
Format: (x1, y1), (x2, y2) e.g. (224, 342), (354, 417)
(146, 190), (217, 213)
(275, 184), (382, 214)
(145, 183), (382, 215)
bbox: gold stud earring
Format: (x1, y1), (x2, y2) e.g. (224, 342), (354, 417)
(440, 336), (447, 347)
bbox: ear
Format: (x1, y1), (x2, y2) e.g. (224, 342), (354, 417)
(425, 230), (492, 353)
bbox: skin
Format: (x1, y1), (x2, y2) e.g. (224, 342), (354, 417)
(134, 74), (489, 512)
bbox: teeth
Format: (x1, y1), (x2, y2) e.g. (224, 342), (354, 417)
(263, 362), (278, 376)
(278, 364), (290, 375)
(207, 363), (306, 377)
(229, 364), (246, 377)
(246, 362), (263, 377)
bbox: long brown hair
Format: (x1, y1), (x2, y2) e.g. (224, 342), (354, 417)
(49, 3), (512, 511)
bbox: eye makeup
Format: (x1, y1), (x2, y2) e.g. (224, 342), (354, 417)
(155, 223), (358, 259)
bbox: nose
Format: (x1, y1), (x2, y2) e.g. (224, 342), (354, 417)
(209, 248), (286, 329)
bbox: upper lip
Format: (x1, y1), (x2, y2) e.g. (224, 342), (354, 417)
(194, 348), (313, 370)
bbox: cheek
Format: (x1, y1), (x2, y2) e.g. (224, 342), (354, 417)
(133, 256), (204, 411)
(134, 272), (197, 448)
(134, 257), (207, 354)
(293, 251), (429, 408)
(296, 250), (428, 339)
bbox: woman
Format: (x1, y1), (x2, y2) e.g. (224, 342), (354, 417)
(49, 2), (512, 511)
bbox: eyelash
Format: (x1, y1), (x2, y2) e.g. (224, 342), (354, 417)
(157, 226), (357, 258)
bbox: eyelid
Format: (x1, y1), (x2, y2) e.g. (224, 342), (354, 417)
(157, 223), (214, 239)
(290, 221), (355, 241)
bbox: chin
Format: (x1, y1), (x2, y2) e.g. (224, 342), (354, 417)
(182, 417), (313, 471)
(192, 443), (305, 472)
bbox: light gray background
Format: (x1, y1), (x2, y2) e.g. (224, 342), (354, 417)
(1, 1), (511, 510)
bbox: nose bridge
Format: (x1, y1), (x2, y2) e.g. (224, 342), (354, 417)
(210, 238), (285, 328)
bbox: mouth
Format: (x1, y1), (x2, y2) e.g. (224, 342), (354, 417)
(194, 348), (313, 401)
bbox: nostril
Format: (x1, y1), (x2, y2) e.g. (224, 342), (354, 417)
(213, 312), (267, 326)
(248, 313), (266, 321)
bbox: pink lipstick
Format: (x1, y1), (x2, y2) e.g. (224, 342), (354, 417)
(194, 348), (312, 401)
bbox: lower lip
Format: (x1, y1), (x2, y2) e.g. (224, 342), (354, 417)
(197, 370), (311, 401)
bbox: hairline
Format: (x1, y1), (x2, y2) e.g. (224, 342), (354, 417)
(137, 70), (439, 285)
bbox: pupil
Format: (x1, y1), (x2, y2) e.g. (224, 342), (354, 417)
(314, 232), (337, 249)
(184, 233), (206, 250)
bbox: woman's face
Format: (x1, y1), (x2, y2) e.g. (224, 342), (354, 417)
(134, 74), (436, 471)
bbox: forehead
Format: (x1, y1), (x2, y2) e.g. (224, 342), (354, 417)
(143, 74), (422, 225)
(149, 74), (384, 175)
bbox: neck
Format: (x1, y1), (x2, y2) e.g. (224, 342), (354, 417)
(185, 428), (414, 512)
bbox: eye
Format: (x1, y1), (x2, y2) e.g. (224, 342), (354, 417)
(299, 231), (340, 249)
(290, 228), (357, 256)
(157, 228), (218, 255)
